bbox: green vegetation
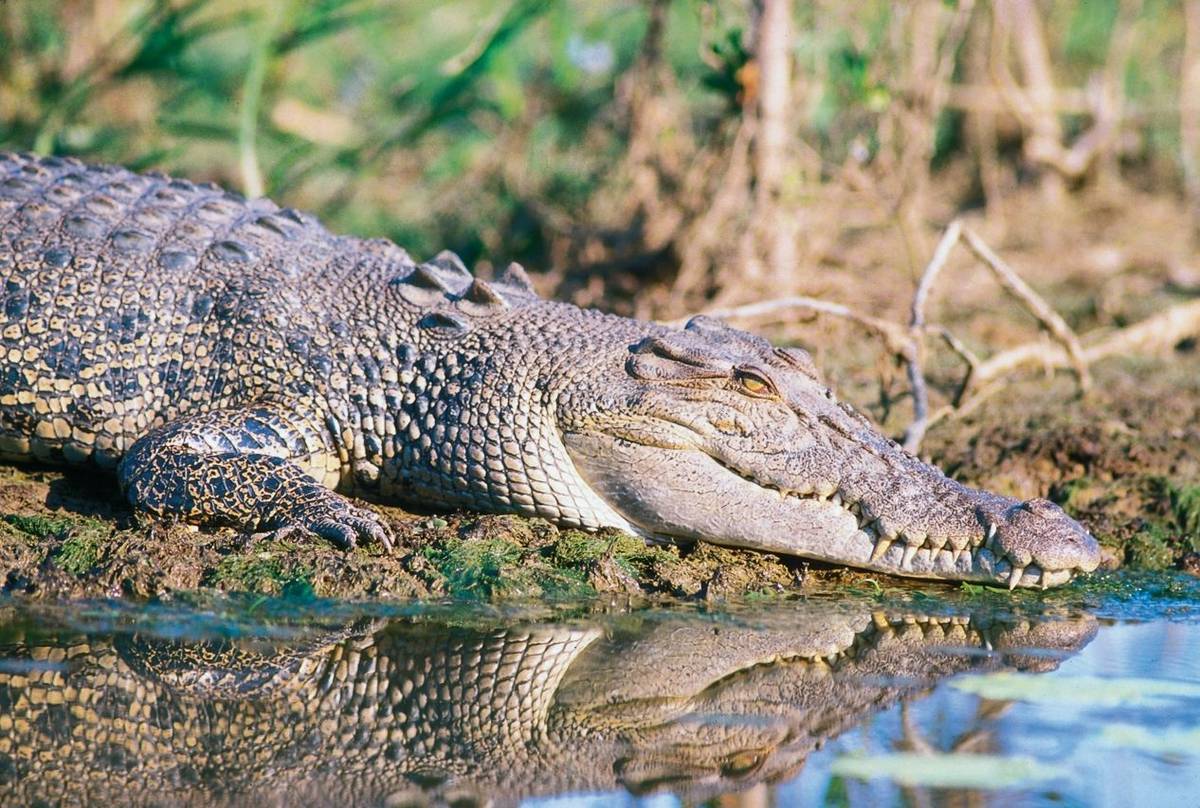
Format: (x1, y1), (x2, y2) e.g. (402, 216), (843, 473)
(421, 534), (597, 600)
(207, 547), (315, 595)
(54, 531), (105, 576)
(3, 1), (1194, 289)
(1, 513), (111, 576)
(2, 514), (73, 539)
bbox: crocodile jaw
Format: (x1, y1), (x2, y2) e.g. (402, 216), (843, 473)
(563, 431), (1100, 589)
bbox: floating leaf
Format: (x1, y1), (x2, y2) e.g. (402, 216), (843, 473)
(1095, 724), (1200, 757)
(952, 673), (1200, 707)
(830, 753), (1065, 789)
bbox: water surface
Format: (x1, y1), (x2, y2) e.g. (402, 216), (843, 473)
(0, 576), (1197, 807)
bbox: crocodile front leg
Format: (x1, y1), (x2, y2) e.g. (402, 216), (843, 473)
(117, 403), (392, 550)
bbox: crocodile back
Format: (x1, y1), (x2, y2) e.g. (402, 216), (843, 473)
(0, 152), (403, 468)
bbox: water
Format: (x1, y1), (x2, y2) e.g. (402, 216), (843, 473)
(0, 576), (1198, 807)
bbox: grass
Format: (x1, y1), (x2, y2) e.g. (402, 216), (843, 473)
(1, 513), (111, 577)
(54, 532), (104, 577)
(421, 533), (599, 600)
(2, 514), (73, 538)
(207, 547), (314, 595)
(2, 1), (1190, 277)
(547, 529), (675, 580)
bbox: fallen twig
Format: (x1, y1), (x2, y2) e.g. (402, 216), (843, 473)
(665, 295), (914, 356)
(959, 226), (1091, 390)
(903, 219), (965, 451)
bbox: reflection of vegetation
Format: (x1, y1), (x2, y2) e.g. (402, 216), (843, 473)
(953, 672), (1200, 707)
(830, 753), (1066, 790)
(1097, 724), (1200, 758)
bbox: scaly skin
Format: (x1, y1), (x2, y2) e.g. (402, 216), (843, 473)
(0, 151), (1101, 587)
(0, 606), (1097, 805)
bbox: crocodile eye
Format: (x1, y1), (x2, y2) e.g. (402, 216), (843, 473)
(735, 368), (775, 398)
(720, 750), (767, 778)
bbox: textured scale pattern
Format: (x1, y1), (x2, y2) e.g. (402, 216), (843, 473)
(0, 152), (640, 542)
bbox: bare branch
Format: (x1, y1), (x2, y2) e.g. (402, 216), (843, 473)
(973, 299), (1200, 385)
(665, 296), (913, 356)
(910, 218), (965, 330)
(959, 226), (1091, 390)
(902, 218), (965, 452)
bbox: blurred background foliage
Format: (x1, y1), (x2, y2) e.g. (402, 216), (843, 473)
(1, 0), (1198, 317)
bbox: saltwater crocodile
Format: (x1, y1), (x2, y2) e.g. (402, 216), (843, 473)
(0, 604), (1096, 805)
(0, 151), (1101, 588)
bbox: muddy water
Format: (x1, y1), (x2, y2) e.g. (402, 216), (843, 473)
(0, 582), (1197, 807)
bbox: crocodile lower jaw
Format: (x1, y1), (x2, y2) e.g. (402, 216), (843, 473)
(739, 479), (1080, 589)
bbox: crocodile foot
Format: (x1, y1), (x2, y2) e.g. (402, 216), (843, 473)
(264, 489), (394, 551)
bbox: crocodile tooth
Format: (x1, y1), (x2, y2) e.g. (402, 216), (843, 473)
(985, 523), (997, 549)
(1007, 564), (1026, 591)
(901, 542), (919, 569)
(831, 492), (843, 507)
(870, 536), (893, 562)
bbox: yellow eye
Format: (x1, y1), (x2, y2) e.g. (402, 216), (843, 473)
(736, 369), (774, 397)
(721, 750), (766, 778)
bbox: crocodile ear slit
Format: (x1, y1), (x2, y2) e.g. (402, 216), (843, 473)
(463, 278), (510, 308)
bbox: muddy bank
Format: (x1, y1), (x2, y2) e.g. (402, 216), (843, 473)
(0, 350), (1196, 602)
(0, 469), (801, 602)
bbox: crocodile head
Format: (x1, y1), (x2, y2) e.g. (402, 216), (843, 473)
(561, 316), (1100, 589)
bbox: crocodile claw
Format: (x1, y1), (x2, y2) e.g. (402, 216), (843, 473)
(310, 508), (394, 552)
(273, 494), (394, 552)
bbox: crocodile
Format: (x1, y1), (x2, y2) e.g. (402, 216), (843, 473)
(0, 151), (1101, 588)
(0, 604), (1096, 805)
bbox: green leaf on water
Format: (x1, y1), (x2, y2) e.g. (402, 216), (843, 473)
(1095, 724), (1200, 757)
(830, 753), (1065, 789)
(952, 673), (1200, 707)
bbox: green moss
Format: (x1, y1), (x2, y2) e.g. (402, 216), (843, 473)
(1127, 524), (1178, 570)
(55, 532), (103, 577)
(419, 532), (609, 600)
(2, 514), (73, 539)
(422, 536), (525, 599)
(1169, 484), (1200, 552)
(549, 530), (675, 579)
(207, 548), (313, 595)
(1, 515), (114, 577)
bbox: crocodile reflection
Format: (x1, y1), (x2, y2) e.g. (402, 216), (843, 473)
(0, 605), (1096, 806)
